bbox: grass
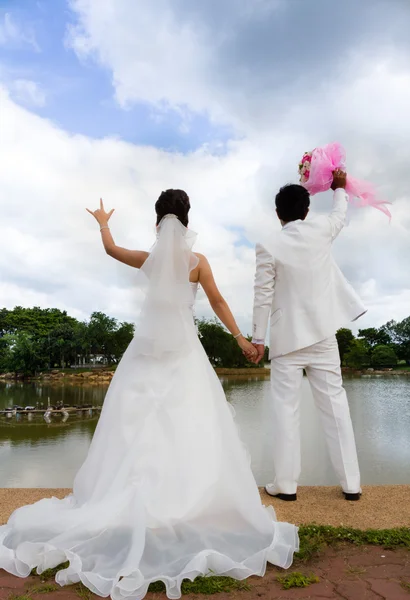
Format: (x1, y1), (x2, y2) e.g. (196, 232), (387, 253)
(75, 584), (92, 600)
(276, 572), (320, 590)
(29, 584), (59, 594)
(29, 563), (249, 596)
(148, 576), (250, 595)
(30, 562), (69, 582)
(401, 581), (410, 592)
(296, 525), (410, 562)
(24, 526), (410, 596)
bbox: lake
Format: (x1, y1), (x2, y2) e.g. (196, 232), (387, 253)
(1, 376), (409, 487)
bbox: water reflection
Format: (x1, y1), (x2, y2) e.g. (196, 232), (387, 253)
(1, 376), (409, 487)
(224, 376), (410, 486)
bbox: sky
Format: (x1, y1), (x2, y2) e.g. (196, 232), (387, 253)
(1, 0), (410, 336)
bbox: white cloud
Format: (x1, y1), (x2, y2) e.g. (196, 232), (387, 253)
(0, 87), (264, 333)
(66, 0), (216, 117)
(1, 0), (410, 337)
(1, 67), (409, 339)
(9, 79), (46, 107)
(0, 12), (39, 52)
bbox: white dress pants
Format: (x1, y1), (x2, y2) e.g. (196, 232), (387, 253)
(269, 336), (361, 495)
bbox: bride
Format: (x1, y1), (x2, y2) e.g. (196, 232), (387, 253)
(0, 189), (298, 600)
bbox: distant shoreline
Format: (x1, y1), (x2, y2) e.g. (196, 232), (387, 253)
(0, 366), (271, 383)
(1, 366), (409, 383)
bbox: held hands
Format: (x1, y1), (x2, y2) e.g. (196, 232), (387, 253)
(236, 336), (260, 362)
(331, 169), (347, 191)
(251, 344), (265, 365)
(86, 198), (115, 227)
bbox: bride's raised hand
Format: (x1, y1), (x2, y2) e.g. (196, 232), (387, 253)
(86, 198), (115, 228)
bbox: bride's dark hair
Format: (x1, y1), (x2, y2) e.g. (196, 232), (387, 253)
(155, 189), (190, 227)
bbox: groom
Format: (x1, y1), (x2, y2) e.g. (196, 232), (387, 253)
(251, 170), (365, 502)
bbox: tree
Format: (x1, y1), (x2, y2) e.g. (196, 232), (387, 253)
(87, 312), (118, 361)
(48, 323), (78, 368)
(358, 327), (391, 348)
(371, 345), (398, 368)
(2, 332), (48, 376)
(344, 339), (370, 370)
(0, 306), (136, 374)
(378, 318), (410, 362)
(0, 334), (13, 371)
(110, 322), (135, 362)
(196, 318), (256, 368)
(336, 328), (355, 364)
(197, 318), (234, 366)
(1, 306), (76, 337)
(71, 321), (90, 366)
(391, 317), (410, 362)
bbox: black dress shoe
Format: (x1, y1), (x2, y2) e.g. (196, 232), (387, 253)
(344, 492), (361, 501)
(269, 492), (297, 502)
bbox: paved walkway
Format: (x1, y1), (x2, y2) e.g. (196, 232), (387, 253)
(1, 545), (409, 599)
(1, 487), (409, 599)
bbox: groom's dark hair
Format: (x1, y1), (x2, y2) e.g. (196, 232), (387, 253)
(275, 184), (310, 223)
(155, 189), (190, 227)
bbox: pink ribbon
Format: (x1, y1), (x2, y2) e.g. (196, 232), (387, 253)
(302, 142), (391, 219)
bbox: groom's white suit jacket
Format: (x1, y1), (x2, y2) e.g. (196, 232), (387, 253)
(253, 189), (366, 359)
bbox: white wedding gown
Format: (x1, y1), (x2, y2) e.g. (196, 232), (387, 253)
(0, 216), (298, 600)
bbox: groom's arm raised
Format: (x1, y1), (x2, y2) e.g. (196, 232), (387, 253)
(252, 243), (275, 362)
(327, 170), (349, 242)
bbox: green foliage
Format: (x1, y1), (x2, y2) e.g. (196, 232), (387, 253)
(0, 307), (135, 375)
(276, 572), (320, 590)
(4, 304), (410, 374)
(0, 307), (76, 337)
(26, 527), (410, 597)
(358, 327), (391, 347)
(344, 339), (371, 369)
(197, 318), (260, 368)
(110, 322), (135, 362)
(387, 317), (410, 361)
(0, 307), (259, 374)
(296, 525), (410, 563)
(75, 583), (92, 600)
(336, 328), (355, 363)
(29, 584), (59, 594)
(337, 318), (410, 368)
(148, 575), (250, 595)
(30, 561), (70, 580)
(371, 344), (398, 368)
(2, 332), (49, 376)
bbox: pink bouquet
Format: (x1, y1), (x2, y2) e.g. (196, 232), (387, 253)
(298, 142), (391, 219)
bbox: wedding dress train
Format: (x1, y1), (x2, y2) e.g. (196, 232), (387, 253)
(0, 216), (298, 600)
